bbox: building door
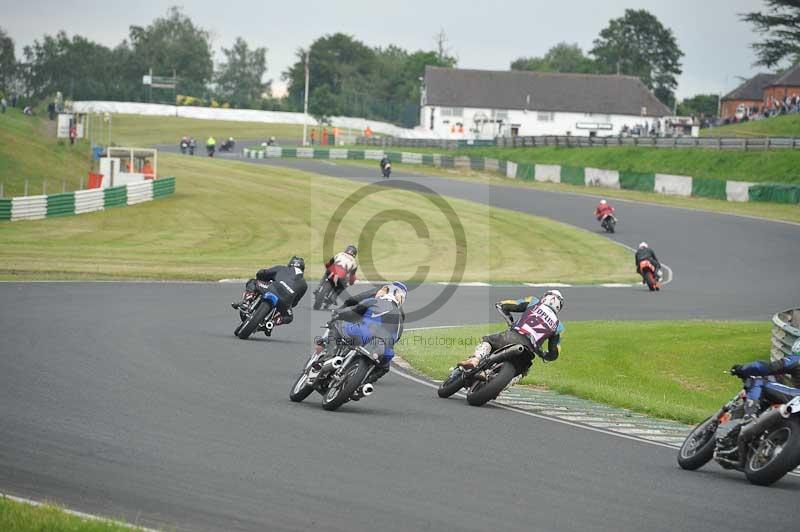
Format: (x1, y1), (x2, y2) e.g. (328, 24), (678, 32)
(511, 126), (519, 137)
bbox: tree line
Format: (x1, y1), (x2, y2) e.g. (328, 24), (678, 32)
(0, 3), (797, 125)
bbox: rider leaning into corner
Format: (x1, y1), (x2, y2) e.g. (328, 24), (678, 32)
(232, 256), (308, 335)
(458, 290), (565, 370)
(594, 199), (615, 221)
(634, 242), (663, 285)
(317, 245), (359, 297)
(322, 281), (407, 390)
(730, 338), (800, 419)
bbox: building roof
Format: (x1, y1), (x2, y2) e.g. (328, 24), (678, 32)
(423, 66), (672, 117)
(770, 63), (800, 87)
(722, 73), (778, 101)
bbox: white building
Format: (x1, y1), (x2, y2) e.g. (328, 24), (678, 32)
(420, 66), (672, 139)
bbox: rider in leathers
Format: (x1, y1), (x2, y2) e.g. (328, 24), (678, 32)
(232, 256), (308, 335)
(634, 242), (662, 285)
(730, 338), (800, 418)
(325, 282), (407, 387)
(459, 290), (565, 369)
(318, 245), (359, 298)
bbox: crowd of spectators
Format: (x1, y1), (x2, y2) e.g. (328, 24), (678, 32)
(724, 95), (800, 126)
(619, 117), (697, 138)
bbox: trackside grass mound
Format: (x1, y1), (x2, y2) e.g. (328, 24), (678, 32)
(0, 154), (635, 282)
(0, 108), (91, 197)
(399, 320), (770, 424)
(0, 496), (147, 532)
(701, 114), (800, 138)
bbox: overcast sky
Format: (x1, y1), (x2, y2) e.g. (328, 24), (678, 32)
(1, 0), (780, 99)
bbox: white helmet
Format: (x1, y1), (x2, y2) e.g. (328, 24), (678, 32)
(377, 281), (407, 307)
(540, 290), (564, 314)
(600, 199), (607, 205)
(638, 242), (648, 249)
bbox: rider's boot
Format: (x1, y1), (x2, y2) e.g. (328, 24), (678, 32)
(458, 341), (492, 369)
(743, 399), (760, 421)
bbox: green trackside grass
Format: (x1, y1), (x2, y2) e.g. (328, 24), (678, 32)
(327, 158), (800, 224)
(108, 114), (305, 146)
(701, 113), (800, 138)
(399, 321), (770, 424)
(0, 153), (635, 283)
(0, 496), (147, 532)
(0, 108), (92, 197)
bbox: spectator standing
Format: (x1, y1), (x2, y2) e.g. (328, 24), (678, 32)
(69, 124), (77, 145)
(1, 97), (6, 113)
(11, 93), (17, 107)
(309, 128), (316, 145)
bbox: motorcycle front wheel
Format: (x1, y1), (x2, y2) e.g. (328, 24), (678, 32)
(437, 368), (466, 398)
(466, 362), (517, 406)
(289, 371), (317, 402)
(322, 358), (370, 411)
(677, 416), (717, 470)
(237, 301), (271, 339)
(744, 417), (800, 486)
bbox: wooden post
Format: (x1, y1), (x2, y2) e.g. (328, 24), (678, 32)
(24, 179), (28, 196)
(79, 176), (84, 190)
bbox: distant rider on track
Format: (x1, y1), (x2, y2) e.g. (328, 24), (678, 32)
(316, 245), (359, 299)
(634, 242), (662, 287)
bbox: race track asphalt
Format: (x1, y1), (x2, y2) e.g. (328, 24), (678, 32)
(2, 154), (799, 531)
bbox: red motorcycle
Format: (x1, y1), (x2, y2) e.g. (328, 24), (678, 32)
(638, 260), (660, 291)
(313, 263), (348, 310)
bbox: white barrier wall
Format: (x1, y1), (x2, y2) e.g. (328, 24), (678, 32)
(726, 181), (754, 202)
(127, 181), (154, 205)
(365, 150), (386, 161)
(11, 196), (47, 221)
(585, 168), (621, 189)
(535, 164), (561, 183)
(329, 149), (348, 159)
(484, 158), (499, 172)
(74, 189), (105, 214)
(401, 152), (423, 164)
(296, 148), (314, 158)
(506, 161), (518, 179)
(655, 174), (693, 197)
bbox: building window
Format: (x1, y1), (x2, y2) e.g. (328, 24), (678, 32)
(451, 107), (463, 117)
(441, 108), (452, 117)
(537, 112), (554, 122)
(495, 110), (509, 121)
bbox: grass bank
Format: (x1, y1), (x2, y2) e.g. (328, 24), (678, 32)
(400, 321), (769, 424)
(0, 108), (91, 197)
(701, 114), (800, 138)
(0, 496), (147, 532)
(0, 154), (634, 282)
(329, 159), (800, 224)
(109, 114), (304, 146)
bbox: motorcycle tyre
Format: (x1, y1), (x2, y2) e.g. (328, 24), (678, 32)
(744, 417), (800, 486)
(466, 362), (517, 406)
(237, 301), (271, 339)
(322, 358), (370, 411)
(677, 416), (717, 470)
(437, 368), (466, 398)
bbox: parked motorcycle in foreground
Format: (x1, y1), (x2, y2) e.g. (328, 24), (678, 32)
(678, 377), (800, 486)
(289, 322), (384, 411)
(437, 307), (541, 406)
(233, 280), (278, 339)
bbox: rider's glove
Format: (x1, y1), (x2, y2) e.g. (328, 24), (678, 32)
(729, 364), (745, 377)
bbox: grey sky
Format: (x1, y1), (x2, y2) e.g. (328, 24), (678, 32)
(1, 0), (779, 99)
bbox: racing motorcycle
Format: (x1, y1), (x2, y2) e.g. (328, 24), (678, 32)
(638, 259), (661, 291)
(233, 280), (278, 340)
(207, 144), (215, 157)
(437, 307), (541, 406)
(381, 161), (392, 178)
(600, 214), (617, 233)
(289, 322), (384, 411)
(678, 376), (800, 486)
(313, 264), (348, 310)
(179, 139), (189, 154)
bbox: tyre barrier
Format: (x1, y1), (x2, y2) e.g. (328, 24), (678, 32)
(241, 148), (800, 204)
(772, 308), (800, 363)
(0, 177), (176, 222)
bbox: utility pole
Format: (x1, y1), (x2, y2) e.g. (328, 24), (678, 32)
(302, 51), (310, 147)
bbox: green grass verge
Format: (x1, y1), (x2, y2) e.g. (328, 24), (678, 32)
(0, 496), (147, 532)
(0, 153), (635, 282)
(109, 114), (305, 146)
(400, 321), (769, 424)
(701, 113), (800, 138)
(0, 108), (92, 197)
(327, 159), (800, 224)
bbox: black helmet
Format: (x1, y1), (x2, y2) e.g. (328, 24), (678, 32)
(288, 256), (305, 272)
(345, 245), (358, 257)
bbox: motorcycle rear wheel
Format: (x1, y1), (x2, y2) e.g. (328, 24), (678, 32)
(645, 271), (656, 291)
(744, 417), (800, 486)
(313, 282), (332, 310)
(322, 358), (371, 411)
(677, 416), (717, 470)
(466, 362), (517, 406)
(437, 368), (466, 398)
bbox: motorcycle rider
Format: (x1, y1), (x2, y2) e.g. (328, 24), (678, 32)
(206, 136), (216, 156)
(221, 136), (235, 151)
(323, 281), (407, 388)
(317, 245), (359, 299)
(231, 256), (308, 336)
(595, 199), (615, 224)
(458, 290), (565, 370)
(730, 338), (800, 419)
(180, 135), (190, 154)
(634, 242), (662, 286)
(380, 155), (391, 174)
(189, 137), (197, 155)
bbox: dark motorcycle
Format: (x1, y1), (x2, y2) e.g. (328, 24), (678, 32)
(381, 162), (391, 178)
(638, 259), (661, 291)
(313, 264), (347, 310)
(207, 144), (215, 157)
(289, 322), (384, 411)
(179, 140), (188, 154)
(600, 214), (617, 233)
(233, 280), (278, 340)
(189, 140), (196, 155)
(437, 307), (540, 406)
(220, 139), (235, 152)
(678, 377), (800, 486)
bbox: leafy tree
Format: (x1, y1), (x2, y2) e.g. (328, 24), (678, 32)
(511, 43), (596, 73)
(128, 6), (213, 98)
(216, 37), (268, 108)
(0, 27), (15, 95)
(591, 9), (683, 107)
(677, 94), (719, 118)
(742, 0), (800, 67)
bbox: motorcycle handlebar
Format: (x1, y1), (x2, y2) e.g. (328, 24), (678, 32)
(495, 304), (514, 326)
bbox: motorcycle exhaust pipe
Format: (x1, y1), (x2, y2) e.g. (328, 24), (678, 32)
(319, 356), (344, 373)
(738, 407), (785, 445)
(361, 383), (374, 396)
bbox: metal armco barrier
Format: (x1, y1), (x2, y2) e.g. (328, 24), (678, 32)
(772, 308), (800, 362)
